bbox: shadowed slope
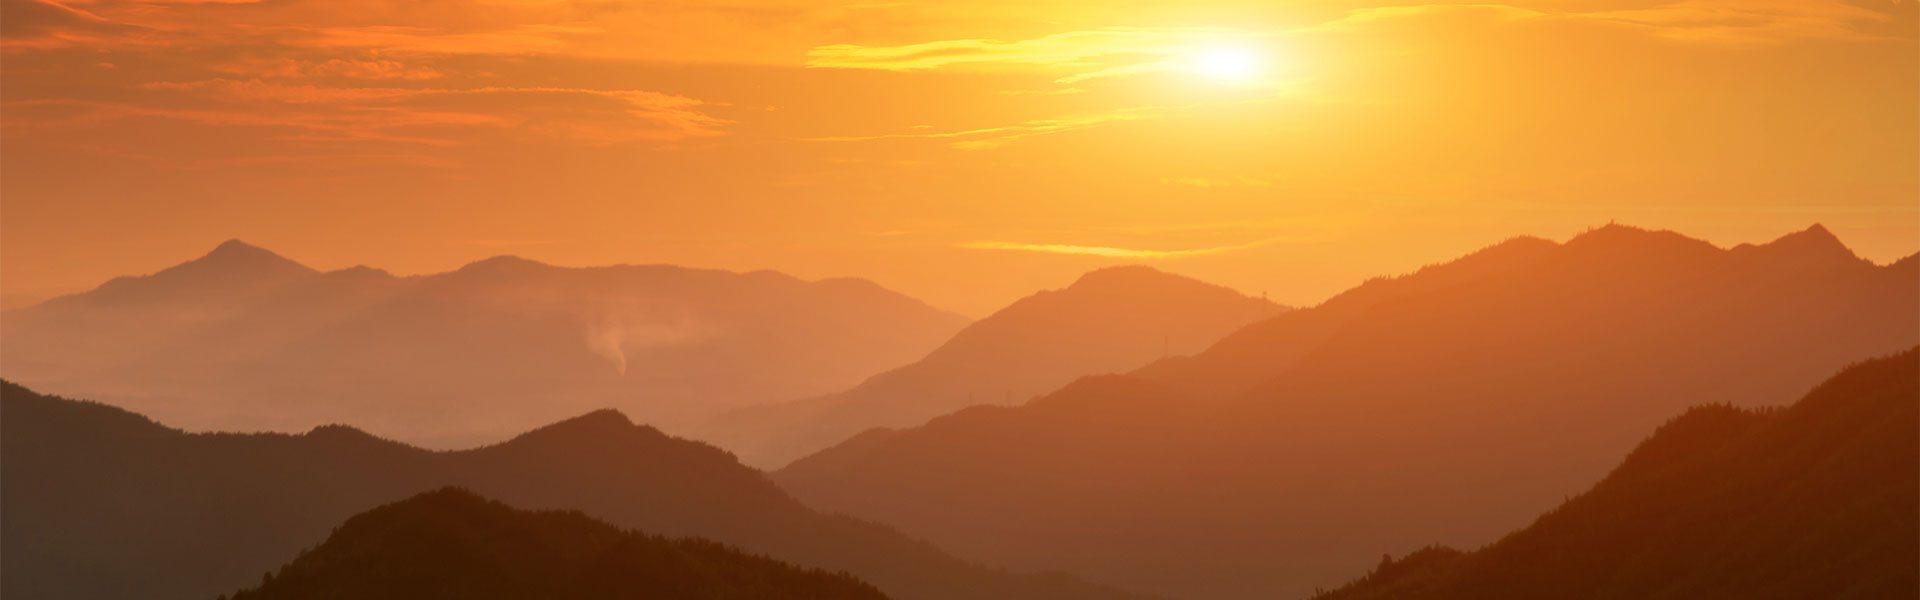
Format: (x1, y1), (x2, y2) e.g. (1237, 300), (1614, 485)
(776, 224), (1919, 599)
(703, 265), (1282, 467)
(223, 488), (888, 600)
(0, 241), (967, 446)
(0, 382), (1139, 600)
(1314, 348), (1919, 600)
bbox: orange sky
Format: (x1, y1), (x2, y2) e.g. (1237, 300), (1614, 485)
(3, 0), (1915, 315)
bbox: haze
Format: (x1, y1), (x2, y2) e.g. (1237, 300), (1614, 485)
(2, 1), (1916, 599)
(4, 0), (1915, 314)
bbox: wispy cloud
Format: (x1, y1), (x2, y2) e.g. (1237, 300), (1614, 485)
(1161, 176), (1275, 188)
(1304, 0), (1902, 45)
(1300, 4), (1547, 34)
(803, 95), (1287, 149)
(1573, 0), (1901, 44)
(805, 108), (1150, 149)
(959, 237), (1283, 259)
(1, 0), (738, 167)
(807, 27), (1268, 85)
(213, 57), (446, 81)
(9, 79), (728, 153)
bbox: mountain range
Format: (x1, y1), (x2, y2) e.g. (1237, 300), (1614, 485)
(700, 265), (1283, 467)
(773, 224), (1919, 598)
(0, 380), (1137, 600)
(0, 240), (967, 447)
(1314, 348), (1918, 599)
(223, 488), (889, 600)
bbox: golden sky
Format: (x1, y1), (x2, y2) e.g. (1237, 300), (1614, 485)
(4, 0), (1915, 314)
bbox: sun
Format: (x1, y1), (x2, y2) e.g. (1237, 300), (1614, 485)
(1190, 46), (1262, 83)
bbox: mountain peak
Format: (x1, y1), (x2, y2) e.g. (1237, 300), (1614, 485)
(1066, 265), (1182, 291)
(454, 254), (552, 276)
(1562, 222), (1722, 262)
(323, 265), (396, 280)
(208, 238), (266, 256)
(1776, 223), (1846, 250)
(502, 408), (644, 447)
(1768, 223), (1852, 255)
(551, 408), (635, 429)
(75, 239), (315, 300)
(1565, 222), (1671, 246)
(303, 423), (390, 446)
(190, 238), (310, 270)
(1732, 223), (1861, 266)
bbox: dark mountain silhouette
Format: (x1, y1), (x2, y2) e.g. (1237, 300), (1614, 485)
(0, 240), (967, 446)
(0, 382), (1138, 600)
(701, 265), (1283, 468)
(774, 224), (1919, 599)
(1313, 348), (1919, 600)
(222, 488), (889, 600)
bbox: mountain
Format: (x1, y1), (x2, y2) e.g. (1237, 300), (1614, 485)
(1313, 348), (1919, 600)
(701, 265), (1283, 468)
(0, 241), (967, 446)
(774, 224), (1919, 599)
(223, 488), (888, 600)
(0, 381), (1138, 600)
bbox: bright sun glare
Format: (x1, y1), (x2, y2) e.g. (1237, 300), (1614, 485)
(1190, 46), (1262, 83)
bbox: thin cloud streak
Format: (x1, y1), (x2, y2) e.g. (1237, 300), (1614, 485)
(959, 237), (1285, 259)
(1302, 1), (1901, 45)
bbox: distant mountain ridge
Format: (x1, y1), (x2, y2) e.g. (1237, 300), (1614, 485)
(0, 240), (969, 447)
(0, 380), (1137, 600)
(224, 488), (889, 600)
(76, 239), (321, 303)
(701, 265), (1283, 467)
(1313, 348), (1919, 599)
(774, 224), (1919, 599)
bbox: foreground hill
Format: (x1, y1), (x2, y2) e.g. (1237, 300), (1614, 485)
(702, 266), (1282, 467)
(0, 240), (966, 446)
(775, 224), (1919, 598)
(225, 488), (888, 600)
(1315, 348), (1918, 600)
(0, 382), (1134, 600)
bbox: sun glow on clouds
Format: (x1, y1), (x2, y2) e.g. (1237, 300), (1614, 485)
(806, 27), (1286, 87)
(2, 0), (1915, 315)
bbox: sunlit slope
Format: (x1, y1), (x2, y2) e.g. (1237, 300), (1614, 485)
(702, 265), (1281, 468)
(1315, 348), (1919, 600)
(776, 224), (1920, 599)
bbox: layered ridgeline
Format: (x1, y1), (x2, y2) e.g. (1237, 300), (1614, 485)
(1315, 349), (1919, 600)
(0, 382), (1136, 600)
(224, 488), (888, 600)
(775, 224), (1919, 599)
(0, 240), (966, 447)
(701, 266), (1283, 468)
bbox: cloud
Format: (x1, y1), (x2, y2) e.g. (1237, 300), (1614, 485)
(1303, 0), (1903, 45)
(2, 0), (741, 168)
(1161, 176), (1275, 188)
(8, 80), (729, 151)
(1, 0), (158, 51)
(1572, 0), (1902, 44)
(291, 23), (604, 56)
(807, 27), (1266, 85)
(1300, 4), (1547, 33)
(805, 108), (1149, 149)
(214, 57), (445, 80)
(959, 237), (1283, 259)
